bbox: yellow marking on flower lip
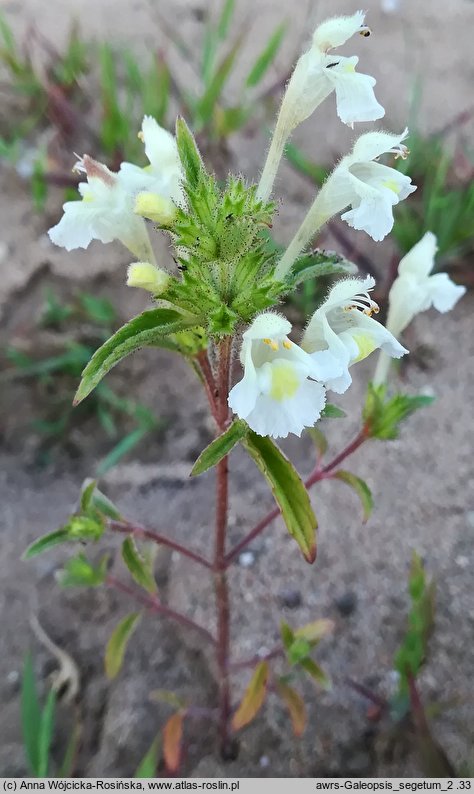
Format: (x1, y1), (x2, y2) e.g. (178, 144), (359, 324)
(138, 131), (145, 141)
(344, 62), (356, 73)
(383, 179), (402, 195)
(270, 363), (300, 402)
(283, 340), (292, 350)
(263, 338), (279, 351)
(353, 334), (377, 363)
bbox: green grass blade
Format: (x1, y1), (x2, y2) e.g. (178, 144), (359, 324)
(245, 23), (285, 88)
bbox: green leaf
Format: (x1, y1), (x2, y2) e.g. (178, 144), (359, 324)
(175, 117), (205, 189)
(284, 142), (329, 187)
(300, 658), (332, 690)
(287, 637), (311, 665)
(286, 248), (358, 290)
(80, 479), (122, 520)
(135, 735), (161, 778)
(58, 552), (109, 588)
(294, 619), (334, 644)
(67, 515), (104, 541)
(105, 612), (142, 679)
(393, 552), (436, 695)
(231, 662), (269, 731)
(191, 420), (248, 476)
(321, 403), (346, 419)
(37, 689), (56, 777)
(21, 654), (42, 774)
(122, 537), (157, 594)
(243, 432), (317, 563)
(363, 383), (435, 441)
(74, 308), (194, 405)
(23, 528), (71, 560)
(245, 23), (285, 88)
(307, 427), (327, 457)
(280, 620), (295, 651)
(195, 37), (243, 126)
(217, 0), (235, 39)
(333, 470), (373, 523)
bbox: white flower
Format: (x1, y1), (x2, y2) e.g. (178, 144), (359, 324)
(119, 115), (183, 205)
(302, 276), (408, 394)
(275, 130), (416, 280)
(257, 11), (383, 202)
(48, 117), (183, 260)
(373, 233), (466, 384)
(386, 232), (466, 335)
(228, 313), (342, 439)
(48, 155), (156, 261)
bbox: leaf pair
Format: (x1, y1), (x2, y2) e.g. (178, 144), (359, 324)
(192, 421), (317, 563)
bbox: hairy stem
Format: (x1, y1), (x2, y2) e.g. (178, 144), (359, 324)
(106, 575), (215, 644)
(108, 519), (212, 569)
(213, 337), (233, 757)
(226, 425), (370, 565)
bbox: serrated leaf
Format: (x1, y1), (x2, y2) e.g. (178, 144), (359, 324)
(191, 420), (248, 476)
(333, 470), (373, 523)
(321, 404), (346, 419)
(74, 309), (193, 405)
(300, 658), (332, 690)
(135, 735), (161, 778)
(275, 680), (306, 737)
(105, 612), (142, 679)
(122, 537), (157, 594)
(175, 117), (205, 188)
(21, 654), (42, 774)
(245, 23), (285, 88)
(243, 432), (317, 563)
(286, 249), (358, 290)
(163, 712), (183, 773)
(294, 619), (335, 644)
(232, 661), (269, 731)
(23, 528), (71, 560)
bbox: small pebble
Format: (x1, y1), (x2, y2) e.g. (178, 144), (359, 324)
(239, 551), (255, 568)
(455, 555), (469, 569)
(277, 587), (302, 609)
(335, 590), (358, 617)
(259, 755), (270, 769)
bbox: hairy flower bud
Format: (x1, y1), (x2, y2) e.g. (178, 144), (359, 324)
(126, 262), (171, 294)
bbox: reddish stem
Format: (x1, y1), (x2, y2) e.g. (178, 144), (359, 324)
(229, 646), (284, 671)
(225, 425), (370, 565)
(196, 350), (219, 424)
(106, 575), (215, 645)
(213, 337), (233, 758)
(108, 519), (212, 570)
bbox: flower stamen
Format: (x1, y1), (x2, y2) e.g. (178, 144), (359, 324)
(263, 338), (279, 351)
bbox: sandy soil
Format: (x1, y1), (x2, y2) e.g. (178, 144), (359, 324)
(0, 0), (473, 779)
